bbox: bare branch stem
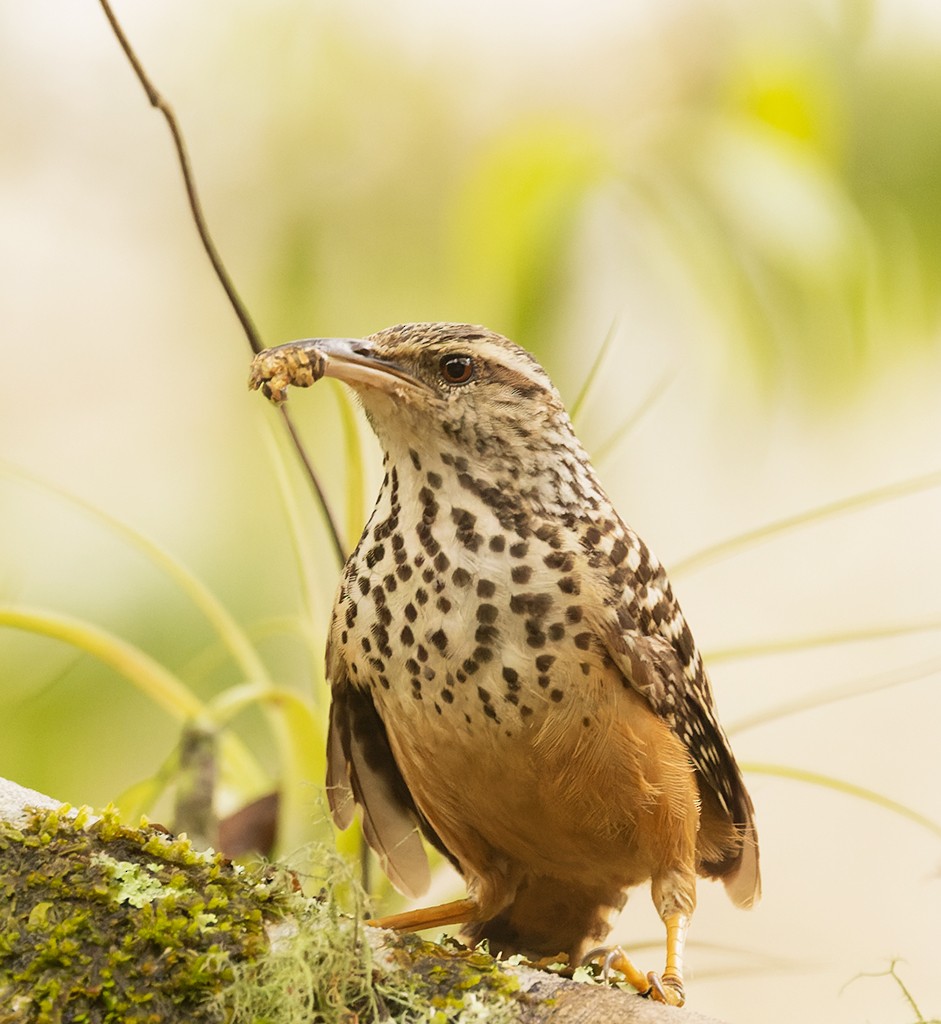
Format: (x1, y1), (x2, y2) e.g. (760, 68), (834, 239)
(97, 0), (346, 564)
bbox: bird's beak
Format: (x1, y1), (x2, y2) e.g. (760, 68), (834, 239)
(293, 337), (428, 395)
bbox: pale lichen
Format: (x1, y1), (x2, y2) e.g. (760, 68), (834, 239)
(0, 806), (281, 1023)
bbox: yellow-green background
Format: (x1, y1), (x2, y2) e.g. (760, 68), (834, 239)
(2, 1), (940, 1021)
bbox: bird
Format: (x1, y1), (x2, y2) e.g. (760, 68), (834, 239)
(249, 322), (760, 1006)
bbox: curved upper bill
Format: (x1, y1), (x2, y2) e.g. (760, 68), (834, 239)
(292, 337), (429, 394)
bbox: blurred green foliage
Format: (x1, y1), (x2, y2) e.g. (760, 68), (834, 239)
(2, 9), (941, 1005)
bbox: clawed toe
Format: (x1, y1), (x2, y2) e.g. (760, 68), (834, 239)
(582, 948), (685, 1007)
(646, 971), (685, 1007)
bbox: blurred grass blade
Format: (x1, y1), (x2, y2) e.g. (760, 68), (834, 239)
(260, 424), (321, 628)
(591, 369), (676, 466)
(746, 762), (941, 839)
(728, 656), (941, 734)
(672, 469), (941, 576)
(570, 319), (618, 424)
(182, 615), (320, 686)
(707, 617), (941, 663)
(333, 383), (366, 553)
(0, 605), (266, 790)
(1, 460), (272, 687)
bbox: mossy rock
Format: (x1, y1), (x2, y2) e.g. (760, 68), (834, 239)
(0, 807), (285, 1023)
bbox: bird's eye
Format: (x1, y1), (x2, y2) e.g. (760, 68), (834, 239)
(439, 354), (474, 385)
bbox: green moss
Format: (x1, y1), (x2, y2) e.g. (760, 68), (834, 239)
(0, 808), (531, 1024)
(0, 806), (285, 1024)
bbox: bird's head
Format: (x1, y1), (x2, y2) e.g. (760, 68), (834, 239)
(252, 323), (603, 517)
(306, 324), (589, 481)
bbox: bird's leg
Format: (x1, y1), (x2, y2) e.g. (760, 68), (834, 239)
(657, 911), (689, 1005)
(369, 896), (479, 933)
(584, 912), (689, 1007)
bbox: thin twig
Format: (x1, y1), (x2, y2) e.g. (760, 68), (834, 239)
(97, 0), (261, 353)
(97, 0), (346, 564)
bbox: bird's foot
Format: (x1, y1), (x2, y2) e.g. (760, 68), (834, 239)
(583, 946), (685, 1007)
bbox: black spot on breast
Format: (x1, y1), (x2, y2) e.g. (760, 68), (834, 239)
(360, 637), (372, 653)
(372, 624), (391, 653)
(383, 574), (397, 593)
(429, 629), (448, 652)
(525, 622), (546, 648)
(434, 552), (450, 573)
(502, 666), (519, 686)
(611, 539), (628, 564)
(585, 526), (602, 546)
(404, 602), (418, 622)
(483, 704), (499, 722)
(509, 541), (528, 558)
(452, 568), (472, 587)
(400, 625), (414, 646)
(397, 564), (413, 582)
(477, 579), (496, 599)
(473, 645), (494, 663)
(550, 689), (564, 702)
(452, 508), (476, 530)
(579, 662), (591, 675)
(365, 544), (385, 569)
(509, 593), (552, 618)
(574, 632), (592, 650)
(537, 675), (550, 688)
(427, 471), (443, 488)
(534, 523), (563, 549)
(544, 551), (575, 572)
(417, 644), (429, 663)
(535, 654), (555, 672)
(520, 705), (533, 718)
(358, 578), (371, 596)
(415, 588), (429, 605)
(405, 657), (419, 674)
(422, 567), (435, 583)
(441, 688), (454, 703)
(416, 522), (440, 556)
(489, 535), (506, 553)
(557, 576), (579, 594)
(476, 604), (498, 624)
(511, 565), (533, 584)
(409, 449), (421, 471)
(475, 624), (499, 645)
(565, 605), (583, 623)
(547, 623), (565, 642)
